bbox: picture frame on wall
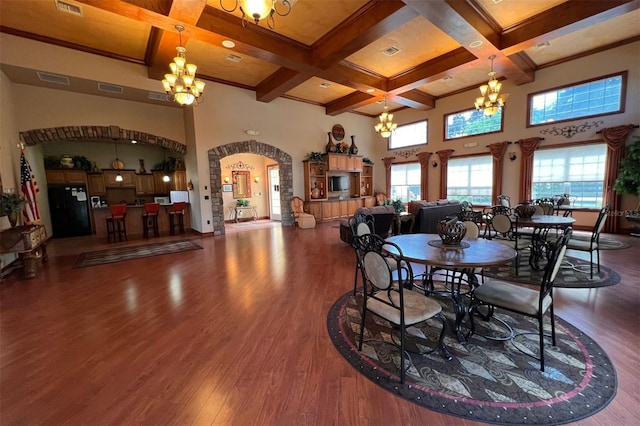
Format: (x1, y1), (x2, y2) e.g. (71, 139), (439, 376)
(222, 184), (232, 192)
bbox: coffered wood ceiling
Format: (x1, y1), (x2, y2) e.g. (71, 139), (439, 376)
(1, 0), (638, 116)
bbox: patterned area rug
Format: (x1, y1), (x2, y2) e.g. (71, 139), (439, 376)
(328, 291), (617, 425)
(73, 240), (202, 268)
(483, 254), (621, 288)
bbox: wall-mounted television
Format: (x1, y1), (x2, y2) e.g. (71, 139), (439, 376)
(330, 176), (349, 192)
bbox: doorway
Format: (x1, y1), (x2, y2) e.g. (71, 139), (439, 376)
(268, 165), (281, 221)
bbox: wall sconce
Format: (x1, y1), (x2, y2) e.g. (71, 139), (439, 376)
(224, 176), (230, 183)
(509, 152), (517, 162)
(432, 161), (438, 168)
(254, 176), (260, 183)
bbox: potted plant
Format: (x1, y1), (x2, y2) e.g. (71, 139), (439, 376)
(306, 152), (325, 163)
(614, 139), (640, 234)
(236, 198), (250, 207)
(384, 198), (406, 214)
(0, 192), (27, 227)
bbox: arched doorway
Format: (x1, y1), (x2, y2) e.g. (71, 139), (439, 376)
(208, 140), (293, 236)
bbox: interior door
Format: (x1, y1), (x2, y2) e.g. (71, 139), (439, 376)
(268, 165), (281, 221)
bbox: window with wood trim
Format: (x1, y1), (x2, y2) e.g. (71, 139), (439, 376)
(444, 109), (503, 140)
(389, 120), (427, 149)
(532, 144), (607, 208)
(528, 71), (626, 126)
(390, 163), (421, 203)
(446, 155), (493, 205)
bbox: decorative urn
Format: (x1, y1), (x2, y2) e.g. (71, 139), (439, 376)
(436, 217), (467, 246)
(514, 202), (536, 218)
(60, 155), (74, 168)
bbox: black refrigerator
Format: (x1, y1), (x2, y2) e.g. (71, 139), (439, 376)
(48, 185), (91, 238)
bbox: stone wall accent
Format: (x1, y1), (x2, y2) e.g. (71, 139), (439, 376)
(208, 140), (293, 236)
(19, 126), (186, 154)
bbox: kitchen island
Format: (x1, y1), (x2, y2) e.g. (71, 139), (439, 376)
(92, 204), (191, 241)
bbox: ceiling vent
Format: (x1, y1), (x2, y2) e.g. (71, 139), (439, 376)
(148, 92), (170, 102)
(55, 0), (83, 16)
(382, 46), (401, 56)
(98, 83), (123, 94)
(226, 53), (242, 63)
(37, 72), (70, 85)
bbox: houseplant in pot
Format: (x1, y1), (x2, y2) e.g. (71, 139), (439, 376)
(614, 139), (640, 235)
(0, 192), (27, 227)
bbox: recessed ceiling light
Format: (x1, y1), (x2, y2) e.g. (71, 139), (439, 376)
(222, 40), (236, 48)
(366, 88), (375, 93)
(469, 41), (483, 48)
(319, 82), (331, 89)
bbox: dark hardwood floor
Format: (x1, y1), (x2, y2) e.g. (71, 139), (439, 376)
(1, 223), (638, 425)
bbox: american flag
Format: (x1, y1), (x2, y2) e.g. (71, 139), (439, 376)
(21, 149), (40, 224)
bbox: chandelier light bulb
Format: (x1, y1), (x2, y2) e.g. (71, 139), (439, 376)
(161, 25), (205, 106)
(221, 0), (293, 29)
(474, 55), (507, 116)
(374, 95), (398, 139)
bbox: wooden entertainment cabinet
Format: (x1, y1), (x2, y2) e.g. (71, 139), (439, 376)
(302, 154), (375, 222)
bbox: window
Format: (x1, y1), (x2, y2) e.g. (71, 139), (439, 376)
(528, 71), (626, 126)
(390, 163), (421, 202)
(445, 108), (503, 140)
(389, 120), (427, 149)
(446, 156), (493, 205)
(532, 144), (607, 208)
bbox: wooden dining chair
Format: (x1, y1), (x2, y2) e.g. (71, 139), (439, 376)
(357, 234), (452, 383)
(467, 228), (572, 371)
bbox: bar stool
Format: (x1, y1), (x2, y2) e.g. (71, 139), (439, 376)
(106, 204), (128, 243)
(142, 203), (160, 238)
(168, 202), (186, 235)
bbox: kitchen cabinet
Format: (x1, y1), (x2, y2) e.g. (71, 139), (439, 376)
(46, 169), (86, 185)
(103, 170), (135, 188)
(86, 173), (106, 195)
(135, 174), (155, 195)
(153, 171), (171, 195)
(325, 154), (362, 172)
(171, 170), (187, 191)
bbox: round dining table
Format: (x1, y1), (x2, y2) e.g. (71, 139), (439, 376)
(385, 233), (516, 342)
(516, 215), (575, 269)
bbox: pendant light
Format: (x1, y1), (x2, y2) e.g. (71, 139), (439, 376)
(162, 149), (171, 183)
(113, 140), (123, 182)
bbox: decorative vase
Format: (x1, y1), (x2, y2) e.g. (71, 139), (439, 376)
(311, 183), (321, 199)
(436, 217), (466, 245)
(7, 211), (18, 228)
(349, 135), (358, 155)
(325, 132), (336, 153)
(515, 202), (536, 218)
(139, 159), (146, 174)
(60, 155), (74, 169)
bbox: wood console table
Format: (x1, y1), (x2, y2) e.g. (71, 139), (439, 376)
(0, 224), (49, 280)
(229, 206), (258, 222)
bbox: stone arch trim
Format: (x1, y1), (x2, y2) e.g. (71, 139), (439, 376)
(19, 125), (186, 154)
(208, 140), (293, 236)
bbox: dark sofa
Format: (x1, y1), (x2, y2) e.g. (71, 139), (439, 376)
(339, 205), (396, 244)
(408, 200), (463, 234)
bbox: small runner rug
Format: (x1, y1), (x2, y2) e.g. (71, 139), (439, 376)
(482, 254), (621, 288)
(74, 240), (202, 268)
(328, 291), (617, 425)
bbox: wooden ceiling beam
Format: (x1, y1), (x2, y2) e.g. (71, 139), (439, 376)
(311, 1), (416, 69)
(255, 68), (307, 103)
(500, 0), (640, 55)
(325, 92), (379, 116)
(387, 47), (477, 93)
(393, 90), (436, 110)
